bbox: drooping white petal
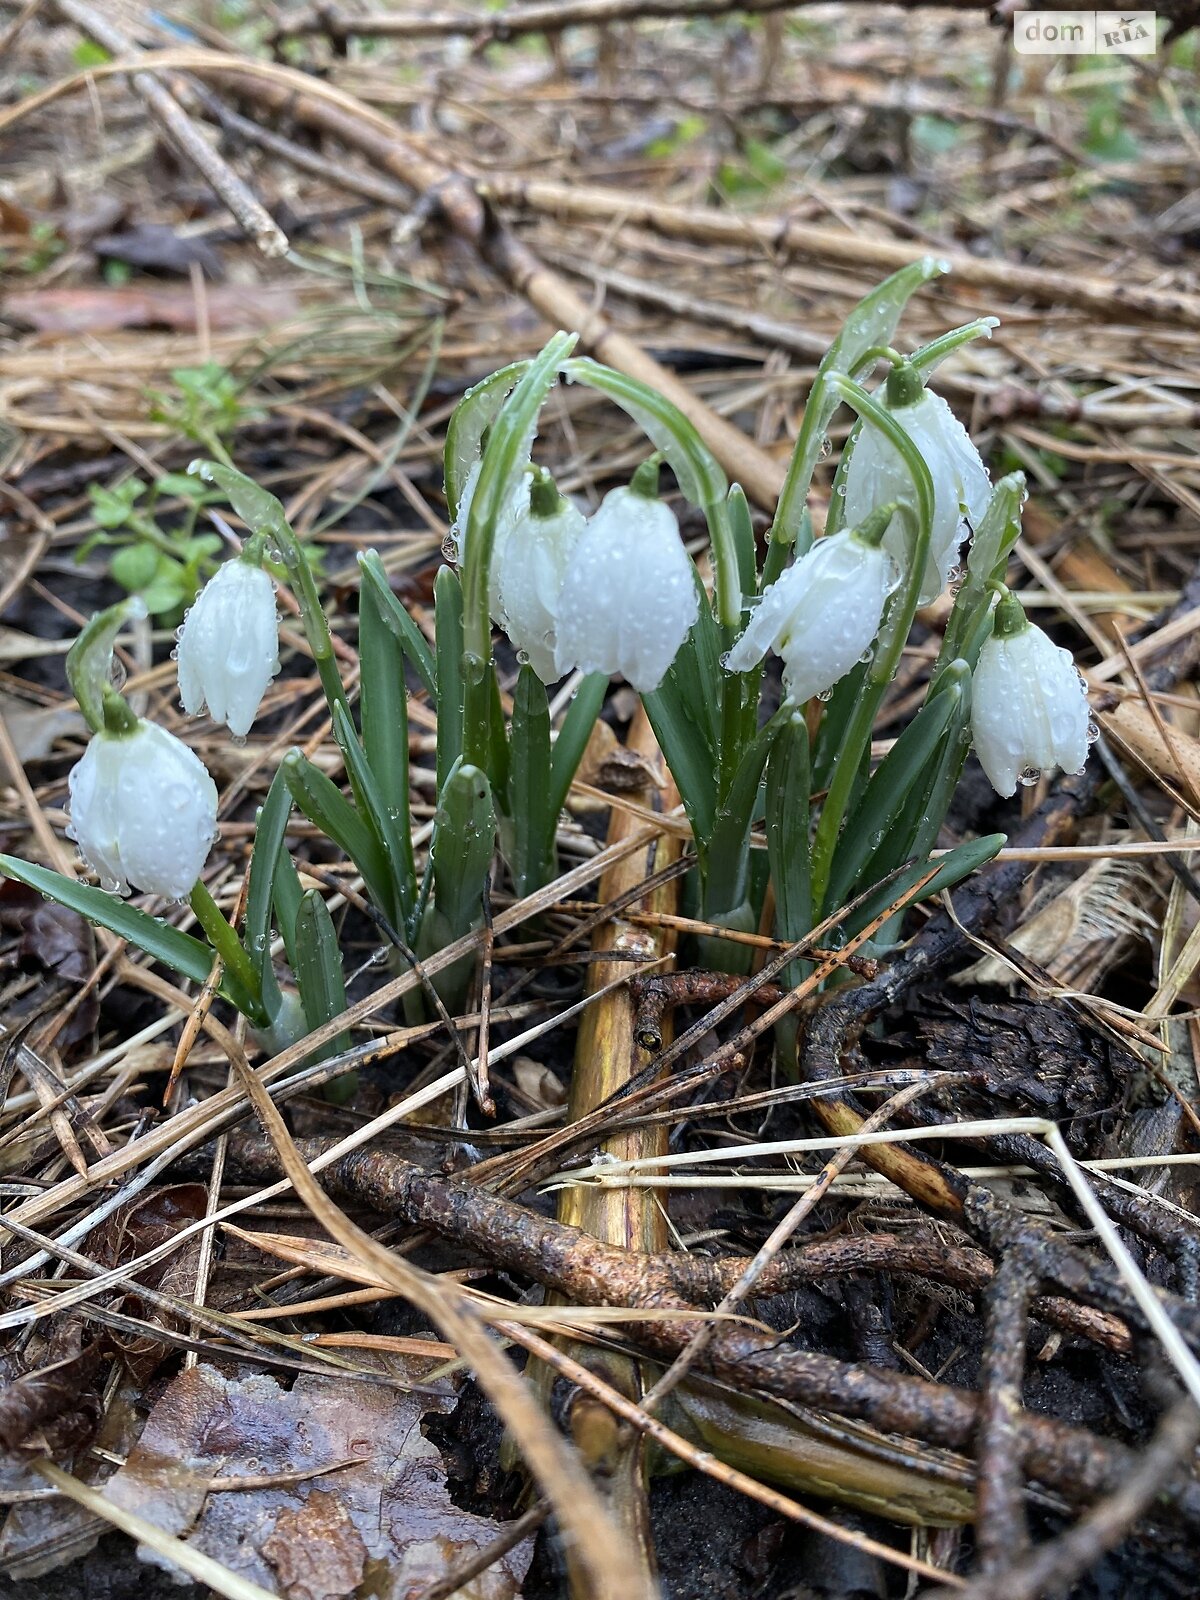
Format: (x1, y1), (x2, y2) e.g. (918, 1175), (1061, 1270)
(724, 531), (897, 705)
(67, 721), (218, 898)
(177, 560), (279, 737)
(723, 562), (810, 674)
(844, 389), (991, 605)
(493, 499), (586, 682)
(66, 734), (128, 894)
(554, 487), (699, 692)
(450, 460), (532, 594)
(971, 623), (1090, 798)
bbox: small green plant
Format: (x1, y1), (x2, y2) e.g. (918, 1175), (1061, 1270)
(3, 265), (1096, 1091)
(147, 362), (261, 461)
(81, 473), (224, 620)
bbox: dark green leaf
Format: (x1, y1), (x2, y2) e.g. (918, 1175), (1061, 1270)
(548, 672), (607, 822)
(508, 666), (552, 898)
(281, 752), (392, 917)
(825, 673), (961, 911)
(294, 889), (352, 1068)
(332, 703), (415, 930)
(357, 578), (416, 907)
(358, 551), (437, 700)
(841, 833), (1005, 939)
(431, 760), (496, 938)
(765, 711), (812, 985)
(434, 566), (464, 797)
(0, 856), (215, 987)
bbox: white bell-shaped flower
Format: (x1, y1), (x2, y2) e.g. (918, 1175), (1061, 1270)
(724, 508), (899, 704)
(970, 593), (1091, 798)
(67, 718), (218, 899)
(177, 557), (278, 738)
(844, 367), (991, 605)
(449, 457), (532, 581)
(554, 482), (699, 693)
(493, 473), (585, 682)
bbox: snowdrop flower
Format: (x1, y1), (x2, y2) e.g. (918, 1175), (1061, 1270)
(844, 364), (991, 605)
(449, 456), (532, 576)
(177, 556), (279, 737)
(970, 591), (1091, 798)
(493, 470), (585, 681)
(724, 506), (899, 704)
(67, 713), (218, 899)
(554, 478), (699, 693)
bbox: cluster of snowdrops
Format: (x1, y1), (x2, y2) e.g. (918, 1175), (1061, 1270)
(2, 262), (1094, 1050)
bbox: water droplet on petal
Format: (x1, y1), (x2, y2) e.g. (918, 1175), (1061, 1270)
(1017, 765), (1041, 787)
(1086, 719), (1100, 745)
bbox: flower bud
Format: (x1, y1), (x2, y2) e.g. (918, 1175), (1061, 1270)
(67, 720), (218, 898)
(844, 377), (991, 604)
(724, 520), (898, 704)
(554, 485), (699, 692)
(177, 558), (279, 737)
(493, 475), (585, 682)
(970, 596), (1091, 797)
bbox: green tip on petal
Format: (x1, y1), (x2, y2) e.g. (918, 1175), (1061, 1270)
(992, 587), (1029, 639)
(629, 457), (662, 499)
(850, 501), (899, 550)
(883, 360), (925, 409)
(529, 466), (566, 520)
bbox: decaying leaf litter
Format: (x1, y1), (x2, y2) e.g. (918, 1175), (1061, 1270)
(3, 3), (1200, 1597)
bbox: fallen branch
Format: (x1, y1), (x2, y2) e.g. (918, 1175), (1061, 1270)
(482, 176), (1200, 331)
(213, 1131), (1200, 1528)
(48, 2), (287, 258)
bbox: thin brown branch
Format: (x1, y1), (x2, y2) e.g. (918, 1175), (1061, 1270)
(49, 2), (287, 257)
(975, 1249), (1038, 1573)
(482, 176), (1200, 331)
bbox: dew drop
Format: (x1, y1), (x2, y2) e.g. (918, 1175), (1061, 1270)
(1086, 719), (1100, 745)
(858, 647), (874, 665)
(818, 436), (833, 461)
(1017, 765), (1041, 787)
(817, 686), (835, 703)
(441, 532), (460, 563)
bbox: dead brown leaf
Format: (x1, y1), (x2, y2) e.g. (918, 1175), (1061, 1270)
(93, 1186), (208, 1381)
(105, 1361), (533, 1599)
(4, 284), (301, 336)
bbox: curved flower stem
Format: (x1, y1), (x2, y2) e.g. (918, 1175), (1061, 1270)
(460, 333), (575, 765)
(273, 529), (349, 725)
(808, 376), (934, 913)
(65, 597), (145, 734)
(188, 879), (267, 1026)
